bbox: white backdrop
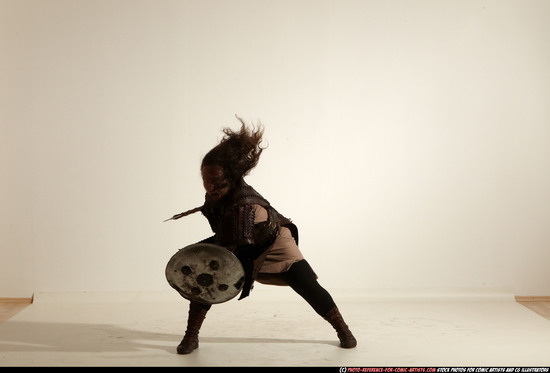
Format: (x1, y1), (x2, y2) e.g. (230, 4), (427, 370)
(2, 0), (549, 298)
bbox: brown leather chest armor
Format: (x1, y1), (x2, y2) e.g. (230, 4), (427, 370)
(200, 180), (293, 251)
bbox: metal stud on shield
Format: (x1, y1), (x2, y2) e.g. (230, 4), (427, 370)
(165, 243), (245, 304)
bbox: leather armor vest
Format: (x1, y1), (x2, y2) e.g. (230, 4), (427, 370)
(200, 180), (293, 251)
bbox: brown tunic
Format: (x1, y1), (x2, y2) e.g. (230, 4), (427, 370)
(252, 205), (305, 286)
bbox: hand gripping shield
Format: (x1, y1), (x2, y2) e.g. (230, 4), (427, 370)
(165, 243), (245, 305)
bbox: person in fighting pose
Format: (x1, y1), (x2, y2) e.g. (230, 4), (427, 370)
(176, 117), (357, 354)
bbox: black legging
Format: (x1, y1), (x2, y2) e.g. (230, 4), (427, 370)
(280, 259), (336, 317)
(191, 260), (335, 317)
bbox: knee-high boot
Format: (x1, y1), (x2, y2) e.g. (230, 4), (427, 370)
(177, 301), (210, 354)
(324, 306), (357, 348)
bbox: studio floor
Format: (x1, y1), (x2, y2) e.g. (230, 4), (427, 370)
(1, 287), (550, 367)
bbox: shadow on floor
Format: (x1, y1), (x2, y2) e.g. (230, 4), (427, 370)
(0, 320), (337, 355)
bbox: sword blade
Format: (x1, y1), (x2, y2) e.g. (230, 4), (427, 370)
(163, 206), (203, 222)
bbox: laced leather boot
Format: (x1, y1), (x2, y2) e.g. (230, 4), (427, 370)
(177, 302), (210, 354)
(324, 306), (357, 348)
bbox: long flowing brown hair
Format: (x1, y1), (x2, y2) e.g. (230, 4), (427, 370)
(201, 116), (266, 184)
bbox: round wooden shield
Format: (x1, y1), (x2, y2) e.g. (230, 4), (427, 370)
(165, 243), (245, 304)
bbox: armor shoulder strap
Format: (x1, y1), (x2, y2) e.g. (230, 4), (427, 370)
(234, 184), (269, 208)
